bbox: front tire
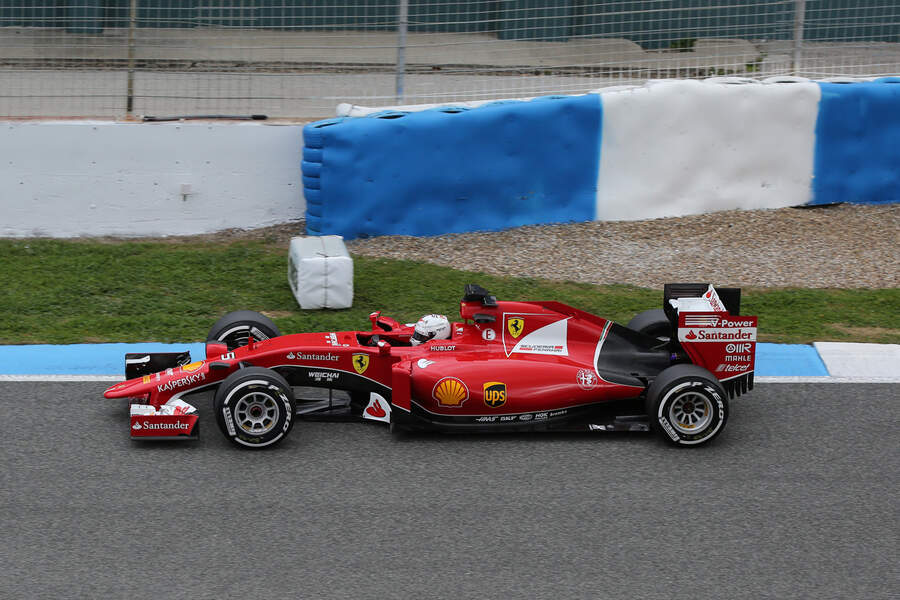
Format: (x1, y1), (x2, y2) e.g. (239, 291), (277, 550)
(208, 310), (281, 351)
(214, 367), (296, 449)
(646, 364), (728, 447)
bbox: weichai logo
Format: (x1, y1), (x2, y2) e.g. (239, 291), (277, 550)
(483, 382), (507, 408)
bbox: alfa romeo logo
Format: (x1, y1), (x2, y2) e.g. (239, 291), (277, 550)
(576, 369), (598, 390)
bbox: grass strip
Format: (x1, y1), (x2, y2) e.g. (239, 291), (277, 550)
(0, 239), (897, 345)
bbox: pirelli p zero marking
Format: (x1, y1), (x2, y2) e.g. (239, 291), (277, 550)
(222, 406), (237, 436)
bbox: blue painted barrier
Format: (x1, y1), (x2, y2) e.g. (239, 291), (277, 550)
(812, 79), (900, 206)
(302, 94), (602, 239)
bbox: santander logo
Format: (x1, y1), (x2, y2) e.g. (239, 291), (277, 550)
(366, 400), (386, 418)
(685, 330), (697, 340)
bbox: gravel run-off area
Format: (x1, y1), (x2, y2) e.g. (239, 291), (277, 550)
(345, 204), (899, 289)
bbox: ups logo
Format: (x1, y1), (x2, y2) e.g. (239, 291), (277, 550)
(483, 382), (507, 408)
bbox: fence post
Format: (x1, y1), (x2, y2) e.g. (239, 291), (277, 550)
(793, 0), (806, 75)
(126, 0), (137, 116)
(396, 0), (408, 103)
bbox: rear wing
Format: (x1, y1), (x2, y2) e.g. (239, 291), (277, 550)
(664, 283), (756, 398)
(663, 283), (741, 322)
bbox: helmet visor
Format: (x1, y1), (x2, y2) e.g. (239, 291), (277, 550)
(411, 330), (436, 344)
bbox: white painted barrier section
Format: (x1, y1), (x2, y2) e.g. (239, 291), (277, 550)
(1, 121), (304, 237)
(596, 79), (821, 220)
(813, 342), (900, 378)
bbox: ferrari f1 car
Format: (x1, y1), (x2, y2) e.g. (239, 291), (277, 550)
(104, 283), (757, 448)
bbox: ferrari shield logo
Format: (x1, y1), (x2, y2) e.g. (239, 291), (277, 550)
(507, 317), (525, 339)
(352, 353), (370, 375)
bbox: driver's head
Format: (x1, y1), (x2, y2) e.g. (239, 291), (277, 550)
(410, 314), (451, 346)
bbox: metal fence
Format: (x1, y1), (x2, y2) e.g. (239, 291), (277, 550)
(0, 1), (898, 119)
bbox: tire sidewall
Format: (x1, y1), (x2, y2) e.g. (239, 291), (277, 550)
(214, 368), (295, 448)
(648, 366), (728, 446)
(208, 311), (281, 351)
(627, 308), (671, 339)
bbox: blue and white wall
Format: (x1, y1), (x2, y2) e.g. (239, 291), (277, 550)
(303, 78), (900, 239)
(2, 78), (896, 239)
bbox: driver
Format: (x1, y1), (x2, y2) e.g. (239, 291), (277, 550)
(410, 314), (451, 345)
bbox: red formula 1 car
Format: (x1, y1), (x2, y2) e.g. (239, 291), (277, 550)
(105, 283), (757, 448)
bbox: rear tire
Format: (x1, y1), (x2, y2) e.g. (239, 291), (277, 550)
(646, 364), (728, 447)
(627, 309), (672, 340)
(213, 367), (296, 449)
(208, 310), (281, 351)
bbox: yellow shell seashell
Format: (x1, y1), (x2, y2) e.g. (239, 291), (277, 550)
(433, 377), (468, 407)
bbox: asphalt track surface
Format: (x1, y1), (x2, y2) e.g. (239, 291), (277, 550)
(1, 383), (897, 599)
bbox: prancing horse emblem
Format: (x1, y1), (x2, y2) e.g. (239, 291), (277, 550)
(352, 353), (370, 375)
(507, 317), (524, 339)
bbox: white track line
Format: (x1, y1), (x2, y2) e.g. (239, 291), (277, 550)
(755, 376), (900, 384)
(0, 375), (123, 382)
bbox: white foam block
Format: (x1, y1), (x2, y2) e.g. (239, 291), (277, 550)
(288, 236), (353, 309)
(813, 342), (900, 378)
(596, 79), (821, 220)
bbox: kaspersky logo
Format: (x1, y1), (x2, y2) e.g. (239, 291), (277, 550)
(507, 317), (524, 338)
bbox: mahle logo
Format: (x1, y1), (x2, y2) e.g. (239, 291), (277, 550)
(507, 317), (524, 339)
(483, 382), (507, 408)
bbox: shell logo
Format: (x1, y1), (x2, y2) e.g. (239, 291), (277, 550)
(432, 377), (469, 407)
(182, 361), (204, 373)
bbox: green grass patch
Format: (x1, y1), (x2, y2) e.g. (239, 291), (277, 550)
(0, 239), (897, 345)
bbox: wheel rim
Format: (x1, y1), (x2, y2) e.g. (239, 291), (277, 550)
(234, 391), (280, 435)
(668, 391), (713, 434)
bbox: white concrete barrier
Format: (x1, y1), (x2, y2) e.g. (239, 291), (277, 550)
(1, 121), (304, 237)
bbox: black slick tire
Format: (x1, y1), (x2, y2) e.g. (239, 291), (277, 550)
(208, 310), (281, 350)
(627, 308), (672, 340)
(213, 367), (296, 449)
(646, 364), (728, 447)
